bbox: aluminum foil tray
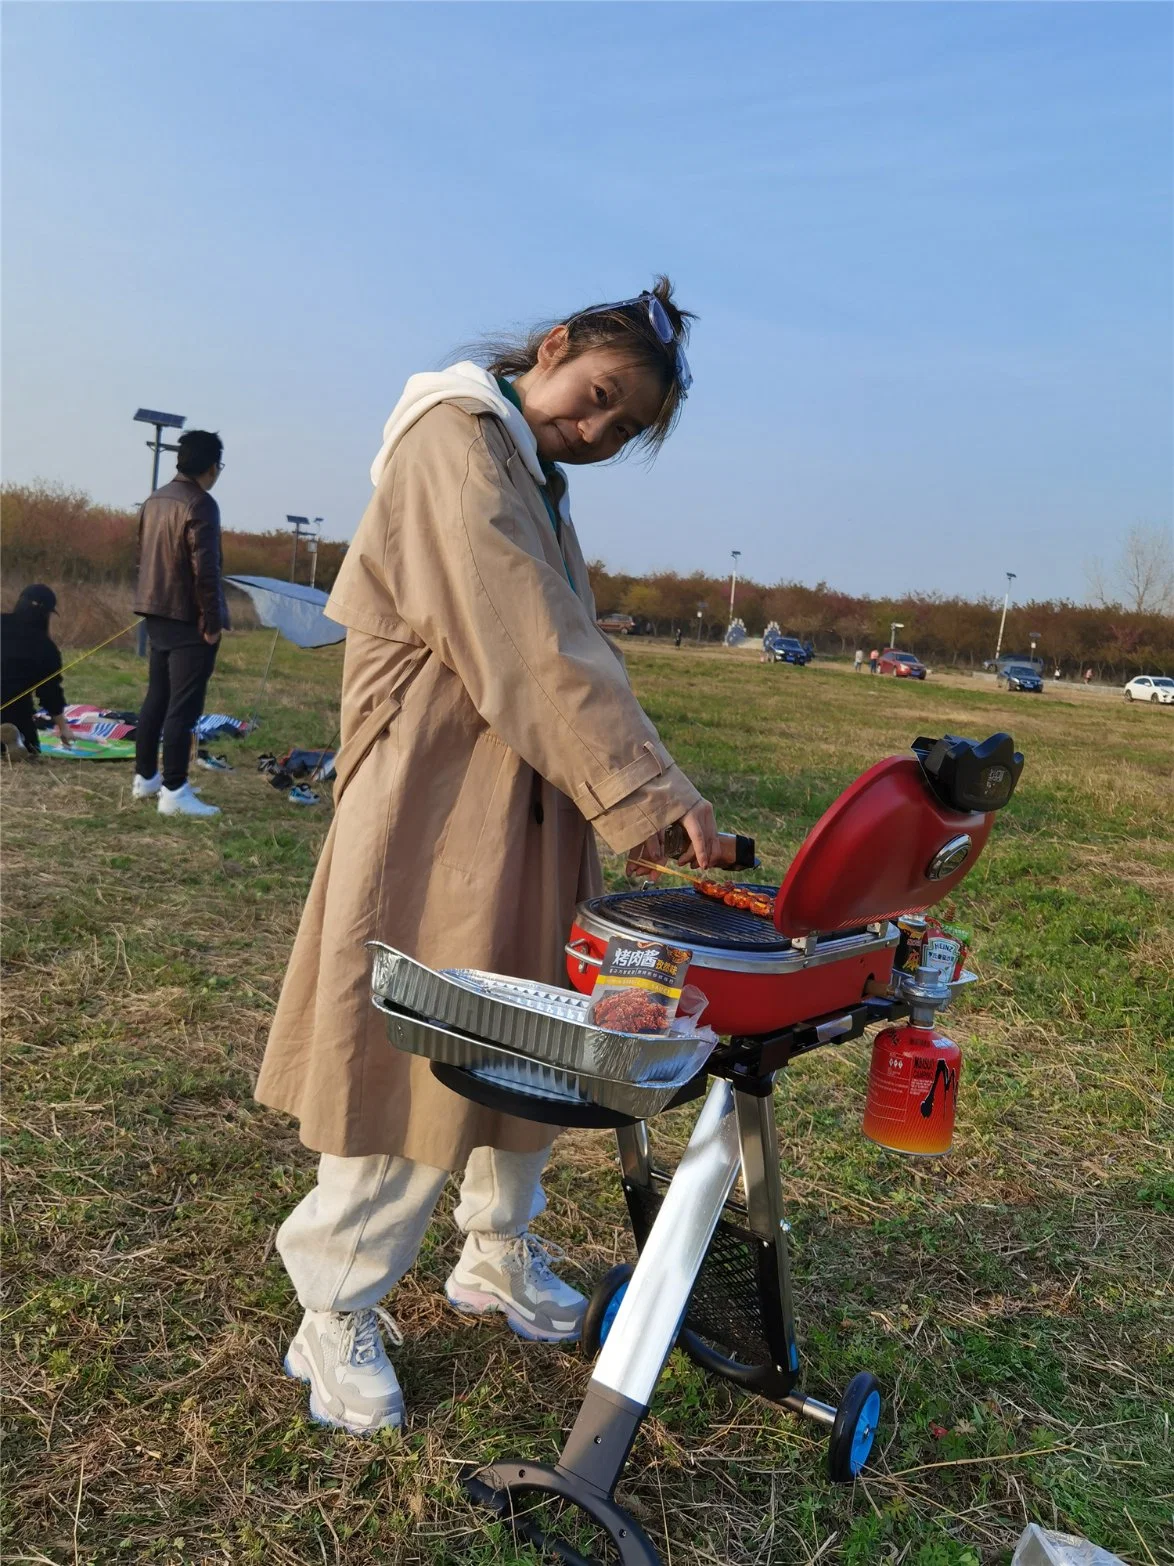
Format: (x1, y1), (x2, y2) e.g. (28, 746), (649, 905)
(373, 999), (702, 1119)
(368, 943), (716, 1086)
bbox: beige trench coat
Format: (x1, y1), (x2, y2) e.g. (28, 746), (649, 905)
(255, 400), (701, 1168)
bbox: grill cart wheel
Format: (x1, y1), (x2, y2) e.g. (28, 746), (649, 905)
(828, 1372), (882, 1483)
(581, 1264), (635, 1358)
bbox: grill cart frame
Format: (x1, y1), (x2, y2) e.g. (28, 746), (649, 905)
(428, 988), (946, 1566)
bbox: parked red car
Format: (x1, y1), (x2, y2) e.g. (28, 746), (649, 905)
(878, 648), (927, 679)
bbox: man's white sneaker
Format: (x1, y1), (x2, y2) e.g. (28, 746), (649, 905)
(132, 772), (161, 799)
(445, 1231), (587, 1342)
(284, 1306), (405, 1433)
(157, 782), (220, 817)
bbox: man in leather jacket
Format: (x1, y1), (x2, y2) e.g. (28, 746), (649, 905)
(132, 429), (228, 818)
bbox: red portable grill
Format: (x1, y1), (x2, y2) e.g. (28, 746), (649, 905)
(566, 745), (997, 1035)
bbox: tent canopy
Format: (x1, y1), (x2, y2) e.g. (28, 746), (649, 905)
(225, 575), (346, 649)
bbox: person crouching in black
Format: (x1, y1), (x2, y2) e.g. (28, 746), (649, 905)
(0, 585), (72, 758)
(132, 429), (228, 819)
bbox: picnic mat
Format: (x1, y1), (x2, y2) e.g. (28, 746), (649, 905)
(40, 735), (137, 762)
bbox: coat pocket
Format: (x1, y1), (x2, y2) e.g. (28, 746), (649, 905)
(436, 730), (511, 874)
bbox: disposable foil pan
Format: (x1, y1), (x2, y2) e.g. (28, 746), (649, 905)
(367, 943), (715, 1086)
(373, 998), (705, 1119)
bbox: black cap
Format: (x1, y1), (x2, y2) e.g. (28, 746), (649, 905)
(17, 584), (57, 614)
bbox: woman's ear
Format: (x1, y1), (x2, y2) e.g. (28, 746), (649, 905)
(535, 324), (570, 371)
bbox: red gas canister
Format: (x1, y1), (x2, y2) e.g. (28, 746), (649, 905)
(862, 1022), (961, 1155)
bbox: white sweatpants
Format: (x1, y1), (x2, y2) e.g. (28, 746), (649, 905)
(277, 1145), (550, 1313)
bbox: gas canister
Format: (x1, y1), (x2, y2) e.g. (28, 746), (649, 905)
(863, 965), (962, 1155)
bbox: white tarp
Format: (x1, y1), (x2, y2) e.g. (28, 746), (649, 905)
(225, 575), (346, 649)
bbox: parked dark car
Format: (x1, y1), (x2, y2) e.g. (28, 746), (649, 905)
(878, 648), (927, 679)
(998, 663), (1044, 693)
(766, 635), (811, 666)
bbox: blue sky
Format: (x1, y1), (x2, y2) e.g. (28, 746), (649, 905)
(3, 2), (1171, 602)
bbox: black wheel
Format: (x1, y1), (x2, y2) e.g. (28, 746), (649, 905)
(1125, 691), (1133, 702)
(580, 1264), (634, 1359)
(828, 1372), (882, 1483)
(1152, 693), (1160, 704)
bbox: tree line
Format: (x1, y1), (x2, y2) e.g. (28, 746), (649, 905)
(2, 482), (1170, 678)
(0, 482), (349, 595)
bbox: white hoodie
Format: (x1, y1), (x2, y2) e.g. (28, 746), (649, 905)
(369, 361), (547, 490)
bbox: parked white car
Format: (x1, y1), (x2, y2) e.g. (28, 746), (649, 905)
(1124, 675), (1174, 705)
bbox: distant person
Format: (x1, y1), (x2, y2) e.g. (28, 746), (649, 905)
(132, 429), (228, 818)
(869, 648), (879, 674)
(674, 627), (683, 649)
(0, 584), (72, 758)
(1054, 667), (1061, 682)
(803, 639), (814, 662)
(1084, 667), (1093, 686)
(853, 648), (863, 673)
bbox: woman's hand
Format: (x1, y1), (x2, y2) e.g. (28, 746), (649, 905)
(626, 829), (664, 880)
(674, 799), (720, 871)
(53, 714), (72, 749)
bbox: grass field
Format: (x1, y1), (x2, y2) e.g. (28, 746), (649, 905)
(3, 634), (1172, 1566)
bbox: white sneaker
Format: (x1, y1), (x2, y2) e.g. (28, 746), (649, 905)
(445, 1231), (587, 1342)
(157, 781), (220, 817)
(284, 1306), (405, 1432)
(132, 772), (161, 799)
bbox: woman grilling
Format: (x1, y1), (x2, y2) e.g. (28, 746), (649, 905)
(256, 279), (724, 1433)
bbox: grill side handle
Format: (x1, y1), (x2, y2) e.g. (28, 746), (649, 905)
(566, 937), (603, 972)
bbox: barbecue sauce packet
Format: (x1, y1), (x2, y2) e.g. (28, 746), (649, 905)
(588, 937), (695, 1035)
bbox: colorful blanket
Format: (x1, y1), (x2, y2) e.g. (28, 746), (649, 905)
(40, 735), (137, 762)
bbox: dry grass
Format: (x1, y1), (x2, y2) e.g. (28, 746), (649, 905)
(2, 634), (1171, 1565)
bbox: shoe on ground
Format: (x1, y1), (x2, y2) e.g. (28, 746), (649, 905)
(132, 772), (161, 799)
(284, 1305), (405, 1433)
(445, 1231), (587, 1342)
(197, 750), (233, 771)
(0, 723), (30, 762)
(288, 784), (320, 806)
(158, 781), (220, 817)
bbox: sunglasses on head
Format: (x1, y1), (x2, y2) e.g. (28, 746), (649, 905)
(572, 291), (692, 393)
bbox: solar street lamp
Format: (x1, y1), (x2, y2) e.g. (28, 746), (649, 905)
(994, 572), (1017, 664)
(132, 409), (186, 654)
(890, 621), (904, 649)
(134, 407), (186, 494)
(286, 515), (318, 583)
(696, 603), (706, 644)
(307, 518), (324, 589)
(728, 550), (741, 631)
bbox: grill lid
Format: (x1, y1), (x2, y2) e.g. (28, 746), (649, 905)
(772, 755), (994, 937)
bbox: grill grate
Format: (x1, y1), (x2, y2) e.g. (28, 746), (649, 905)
(584, 887), (790, 952)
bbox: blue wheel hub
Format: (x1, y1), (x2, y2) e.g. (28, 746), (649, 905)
(849, 1389), (881, 1474)
(598, 1283), (628, 1346)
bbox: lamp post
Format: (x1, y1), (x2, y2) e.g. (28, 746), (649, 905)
(132, 408), (186, 654)
(696, 603), (706, 644)
(728, 550), (741, 632)
(286, 515), (321, 584)
(993, 572), (1017, 664)
(890, 621), (904, 650)
(307, 520), (324, 590)
(134, 406), (186, 494)
(1029, 629), (1041, 668)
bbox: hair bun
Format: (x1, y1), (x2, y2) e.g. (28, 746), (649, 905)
(649, 275), (694, 343)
